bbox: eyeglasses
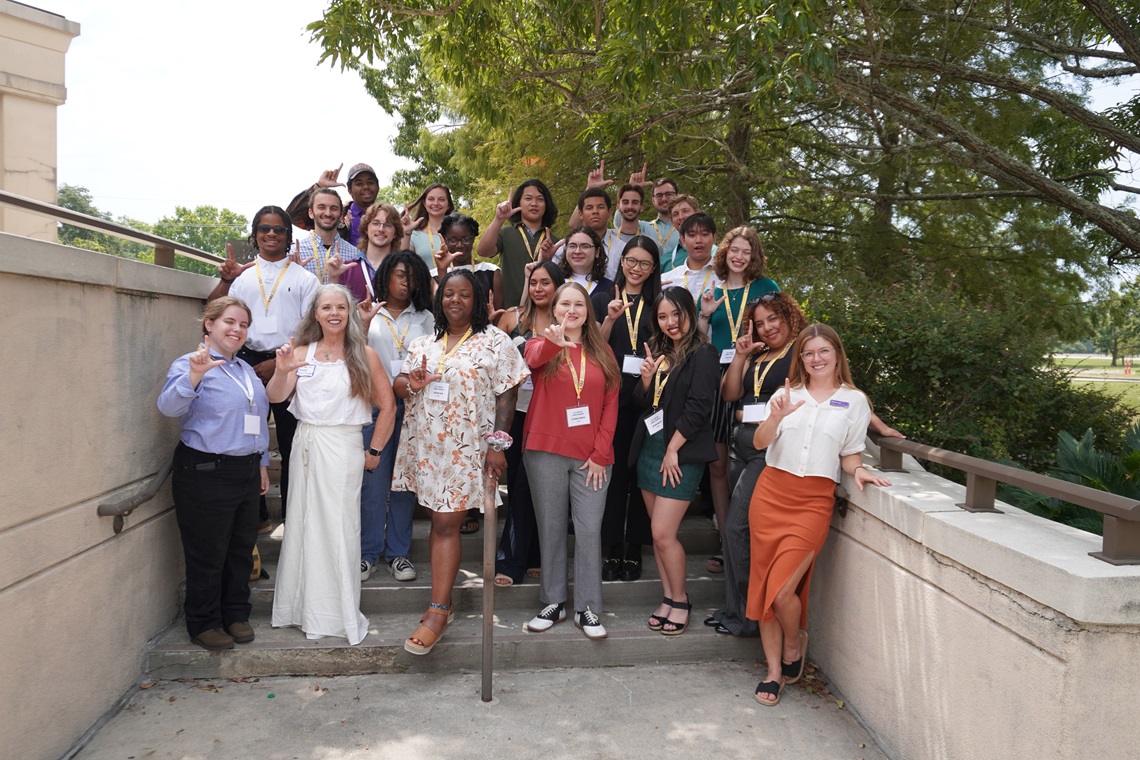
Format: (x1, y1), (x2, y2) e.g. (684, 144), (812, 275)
(801, 347), (834, 362)
(653, 191), (677, 200)
(444, 236), (474, 246)
(622, 257), (655, 272)
(371, 221), (396, 231)
(256, 224), (287, 235)
(565, 243), (595, 252)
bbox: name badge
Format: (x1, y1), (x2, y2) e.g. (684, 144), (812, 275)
(741, 404), (764, 423)
(244, 414), (261, 436)
(720, 348), (736, 364)
(830, 399), (850, 408)
(427, 381), (450, 402)
(622, 355), (643, 375)
(644, 409), (665, 435)
(259, 316), (278, 334)
(566, 406), (591, 427)
(389, 359), (404, 378)
(295, 364), (315, 378)
(522, 377), (534, 391)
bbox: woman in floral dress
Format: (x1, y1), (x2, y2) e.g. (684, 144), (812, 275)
(392, 269), (529, 654)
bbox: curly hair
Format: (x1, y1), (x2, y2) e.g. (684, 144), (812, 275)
(439, 211), (480, 239)
(356, 203), (404, 254)
(375, 250), (433, 312)
(747, 292), (807, 349)
(293, 284), (373, 401)
(433, 269), (490, 338)
(713, 226), (768, 281)
(248, 206), (293, 252)
(558, 226), (609, 283)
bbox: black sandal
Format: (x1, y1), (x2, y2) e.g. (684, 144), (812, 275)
(754, 679), (783, 706)
(661, 596), (691, 636)
(648, 597), (674, 631)
(781, 630), (808, 684)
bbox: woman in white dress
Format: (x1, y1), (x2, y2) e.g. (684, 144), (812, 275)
(267, 284), (396, 645)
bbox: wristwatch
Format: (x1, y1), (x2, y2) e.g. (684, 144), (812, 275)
(367, 446), (382, 456)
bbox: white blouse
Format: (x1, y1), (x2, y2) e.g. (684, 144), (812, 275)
(760, 384), (871, 482)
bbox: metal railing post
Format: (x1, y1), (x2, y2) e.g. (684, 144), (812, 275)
(1091, 515), (1140, 565)
(960, 472), (1001, 513)
(154, 244), (175, 268)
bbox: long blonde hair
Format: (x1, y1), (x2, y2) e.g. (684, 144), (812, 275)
(542, 282), (621, 393)
(294, 284), (372, 400)
(787, 323), (857, 391)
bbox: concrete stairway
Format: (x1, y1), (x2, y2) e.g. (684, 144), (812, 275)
(144, 434), (759, 679)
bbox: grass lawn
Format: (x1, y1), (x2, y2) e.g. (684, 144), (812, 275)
(1051, 355), (1117, 369)
(1072, 380), (1140, 413)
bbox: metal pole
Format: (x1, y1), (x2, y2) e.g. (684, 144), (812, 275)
(481, 478), (497, 702)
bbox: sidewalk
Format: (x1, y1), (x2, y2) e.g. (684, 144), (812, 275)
(75, 663), (887, 760)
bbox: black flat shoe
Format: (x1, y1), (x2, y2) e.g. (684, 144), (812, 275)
(703, 615), (720, 627)
(714, 623), (732, 635)
(620, 559), (642, 582)
(601, 558), (622, 582)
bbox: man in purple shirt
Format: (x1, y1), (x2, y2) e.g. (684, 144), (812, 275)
(286, 162), (380, 246)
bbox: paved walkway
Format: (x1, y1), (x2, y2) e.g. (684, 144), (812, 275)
(75, 663), (887, 760)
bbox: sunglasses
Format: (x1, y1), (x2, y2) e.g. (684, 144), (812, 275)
(256, 224), (287, 235)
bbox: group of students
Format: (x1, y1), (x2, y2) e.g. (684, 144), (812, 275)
(159, 161), (899, 706)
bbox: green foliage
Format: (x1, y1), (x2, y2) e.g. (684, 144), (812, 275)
(805, 279), (1128, 473)
(998, 424), (1140, 536)
(152, 206), (247, 276)
(56, 184), (151, 260)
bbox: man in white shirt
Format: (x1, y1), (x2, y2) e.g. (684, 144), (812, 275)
(210, 206), (320, 527)
(293, 188), (361, 285)
(660, 212), (721, 301)
(556, 188), (622, 281)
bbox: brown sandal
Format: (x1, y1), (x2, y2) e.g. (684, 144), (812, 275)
(405, 604), (451, 655)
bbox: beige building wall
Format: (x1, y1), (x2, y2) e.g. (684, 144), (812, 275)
(810, 442), (1140, 760)
(0, 232), (215, 760)
(0, 1), (79, 240)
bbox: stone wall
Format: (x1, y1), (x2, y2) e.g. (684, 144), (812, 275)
(811, 441), (1140, 760)
(0, 232), (214, 760)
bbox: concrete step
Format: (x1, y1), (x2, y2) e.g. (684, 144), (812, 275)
(145, 596), (756, 680)
(255, 511), (723, 565)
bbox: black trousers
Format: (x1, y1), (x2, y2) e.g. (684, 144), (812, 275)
(172, 443), (260, 636)
(496, 411), (541, 581)
(238, 346), (297, 522)
(600, 403), (651, 552)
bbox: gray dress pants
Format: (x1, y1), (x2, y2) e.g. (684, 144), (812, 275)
(524, 449), (611, 614)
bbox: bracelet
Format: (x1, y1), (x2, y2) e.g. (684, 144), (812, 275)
(854, 465), (870, 475)
(220, 276), (235, 284)
(485, 431), (513, 451)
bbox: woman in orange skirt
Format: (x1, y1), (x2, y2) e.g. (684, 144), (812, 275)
(745, 324), (892, 706)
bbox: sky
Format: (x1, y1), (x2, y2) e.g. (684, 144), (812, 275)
(49, 1), (410, 224)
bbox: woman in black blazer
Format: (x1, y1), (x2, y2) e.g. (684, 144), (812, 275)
(630, 286), (719, 635)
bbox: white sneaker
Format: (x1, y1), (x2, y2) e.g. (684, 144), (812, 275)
(575, 607), (607, 640)
(360, 559), (375, 581)
(387, 556), (417, 582)
(525, 602), (566, 632)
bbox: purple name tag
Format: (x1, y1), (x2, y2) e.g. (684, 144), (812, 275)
(830, 399), (850, 408)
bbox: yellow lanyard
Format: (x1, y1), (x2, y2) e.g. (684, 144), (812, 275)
(310, 231), (331, 283)
(653, 219), (675, 248)
(517, 225), (546, 261)
(428, 228), (440, 255)
(753, 338), (795, 399)
(652, 360), (671, 409)
(438, 327), (473, 374)
(383, 312), (412, 356)
(565, 346), (587, 405)
(621, 289), (644, 353)
(254, 259), (290, 315)
(683, 267), (713, 296)
(722, 282), (752, 342)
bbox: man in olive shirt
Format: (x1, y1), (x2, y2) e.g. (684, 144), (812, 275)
(477, 179), (558, 306)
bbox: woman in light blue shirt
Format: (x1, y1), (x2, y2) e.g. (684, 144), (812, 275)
(157, 296), (270, 652)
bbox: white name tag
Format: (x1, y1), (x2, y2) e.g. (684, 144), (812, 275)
(622, 355), (643, 375)
(259, 316), (278, 334)
(741, 404), (764, 423)
(389, 359), (404, 378)
(522, 377), (534, 391)
(427, 381), (450, 402)
(720, 348), (736, 364)
(644, 409), (665, 435)
(567, 406), (591, 427)
(295, 364), (315, 378)
(244, 414), (261, 436)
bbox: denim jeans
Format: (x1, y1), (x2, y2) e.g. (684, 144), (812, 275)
(360, 401), (415, 565)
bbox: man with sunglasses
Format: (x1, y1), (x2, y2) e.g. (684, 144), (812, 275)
(210, 208), (320, 528)
(286, 162), (381, 246)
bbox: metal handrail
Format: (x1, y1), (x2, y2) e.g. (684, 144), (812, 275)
(97, 456), (174, 534)
(0, 189), (224, 266)
(873, 434), (1140, 565)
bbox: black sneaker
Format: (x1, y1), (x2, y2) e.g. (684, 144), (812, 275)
(525, 602), (566, 632)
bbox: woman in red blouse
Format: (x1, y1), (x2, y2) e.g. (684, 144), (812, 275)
(521, 282), (621, 640)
